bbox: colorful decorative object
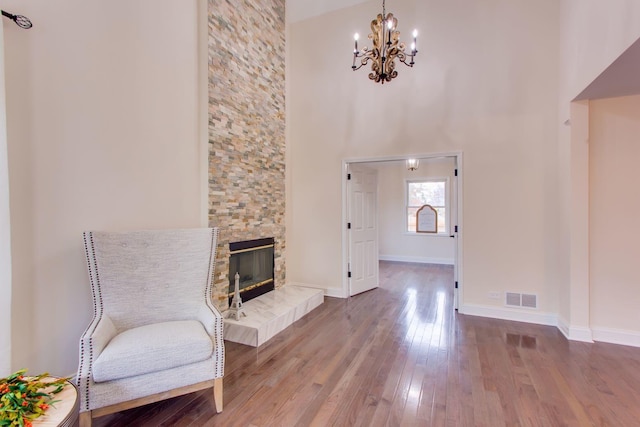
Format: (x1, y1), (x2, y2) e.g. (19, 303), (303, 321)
(0, 370), (69, 427)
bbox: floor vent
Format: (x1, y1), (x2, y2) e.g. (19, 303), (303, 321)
(505, 292), (538, 309)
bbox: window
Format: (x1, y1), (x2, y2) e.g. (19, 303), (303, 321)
(406, 179), (447, 233)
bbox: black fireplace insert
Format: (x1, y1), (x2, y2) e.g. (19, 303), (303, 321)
(228, 237), (275, 305)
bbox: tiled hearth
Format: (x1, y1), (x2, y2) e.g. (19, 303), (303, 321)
(224, 285), (324, 347)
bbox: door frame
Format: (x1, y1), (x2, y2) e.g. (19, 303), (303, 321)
(342, 151), (464, 306)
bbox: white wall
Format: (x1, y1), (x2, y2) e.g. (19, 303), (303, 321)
(0, 20), (12, 376)
(559, 0), (640, 108)
(288, 0), (560, 316)
(557, 0), (640, 337)
(376, 158), (455, 265)
(589, 95), (640, 345)
(4, 0), (204, 375)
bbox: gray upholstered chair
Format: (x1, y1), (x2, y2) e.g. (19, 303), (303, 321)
(76, 228), (224, 427)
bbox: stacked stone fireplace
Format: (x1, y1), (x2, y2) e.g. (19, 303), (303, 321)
(207, 0), (286, 311)
(228, 238), (275, 305)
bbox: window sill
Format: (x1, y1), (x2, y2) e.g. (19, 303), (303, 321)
(403, 232), (452, 238)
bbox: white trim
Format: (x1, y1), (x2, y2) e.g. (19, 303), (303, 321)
(286, 281), (348, 299)
(569, 326), (595, 343)
(342, 151), (464, 307)
(454, 153), (463, 310)
(557, 316), (593, 342)
(325, 287), (348, 299)
(343, 151), (464, 164)
(0, 22), (11, 375)
(459, 304), (558, 327)
(341, 162), (349, 299)
(403, 232), (450, 238)
(557, 315), (570, 338)
(460, 308), (596, 343)
(592, 326), (640, 348)
(379, 255), (454, 265)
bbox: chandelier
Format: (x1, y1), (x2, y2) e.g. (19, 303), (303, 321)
(406, 159), (419, 171)
(351, 0), (417, 84)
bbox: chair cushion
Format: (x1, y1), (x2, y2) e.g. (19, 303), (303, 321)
(92, 320), (213, 383)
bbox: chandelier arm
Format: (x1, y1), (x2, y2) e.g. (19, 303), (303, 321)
(397, 48), (418, 66)
(352, 50), (374, 71)
(352, 58), (370, 71)
(398, 58), (415, 67)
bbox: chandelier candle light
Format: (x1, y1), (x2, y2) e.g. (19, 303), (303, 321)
(352, 0), (417, 83)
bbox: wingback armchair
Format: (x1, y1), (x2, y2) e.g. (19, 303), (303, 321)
(76, 228), (224, 427)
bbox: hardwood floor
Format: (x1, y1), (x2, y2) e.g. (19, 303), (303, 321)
(94, 261), (640, 426)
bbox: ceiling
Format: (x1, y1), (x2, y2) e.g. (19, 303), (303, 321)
(286, 0), (369, 23)
(285, 0), (640, 101)
(574, 37), (640, 101)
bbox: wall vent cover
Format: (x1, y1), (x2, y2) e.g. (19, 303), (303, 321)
(521, 294), (537, 308)
(505, 292), (521, 307)
(505, 292), (538, 309)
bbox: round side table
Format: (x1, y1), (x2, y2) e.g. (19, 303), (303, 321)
(33, 379), (79, 427)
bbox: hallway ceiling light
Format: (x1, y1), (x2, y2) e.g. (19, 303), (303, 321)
(406, 158), (419, 171)
(351, 0), (417, 84)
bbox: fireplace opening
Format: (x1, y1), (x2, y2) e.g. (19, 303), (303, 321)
(229, 237), (275, 305)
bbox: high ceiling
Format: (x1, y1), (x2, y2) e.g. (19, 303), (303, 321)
(286, 0), (369, 23)
(285, 0), (640, 101)
(574, 37), (640, 101)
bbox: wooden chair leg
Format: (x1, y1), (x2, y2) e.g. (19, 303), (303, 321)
(213, 377), (223, 413)
(79, 410), (92, 427)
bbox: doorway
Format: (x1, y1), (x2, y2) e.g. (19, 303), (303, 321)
(343, 152), (463, 309)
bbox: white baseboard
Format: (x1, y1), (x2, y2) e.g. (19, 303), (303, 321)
(462, 309), (595, 343)
(324, 288), (348, 298)
(459, 304), (557, 327)
(286, 282), (347, 299)
(557, 315), (570, 338)
(592, 326), (640, 348)
(379, 255), (454, 265)
(557, 316), (593, 342)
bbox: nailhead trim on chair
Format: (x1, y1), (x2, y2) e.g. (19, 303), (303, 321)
(77, 228), (224, 413)
(78, 231), (110, 412)
(206, 228), (225, 377)
(79, 231), (101, 412)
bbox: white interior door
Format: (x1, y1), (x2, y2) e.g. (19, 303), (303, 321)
(348, 164), (379, 296)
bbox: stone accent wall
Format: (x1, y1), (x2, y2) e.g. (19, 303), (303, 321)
(207, 0), (286, 310)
